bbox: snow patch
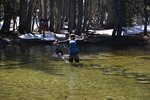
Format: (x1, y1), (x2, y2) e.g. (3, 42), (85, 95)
(19, 32), (56, 41)
(55, 34), (66, 38)
(89, 25), (150, 36)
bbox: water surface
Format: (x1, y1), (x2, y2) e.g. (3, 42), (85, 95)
(0, 44), (150, 100)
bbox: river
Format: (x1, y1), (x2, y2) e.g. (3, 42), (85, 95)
(0, 44), (150, 100)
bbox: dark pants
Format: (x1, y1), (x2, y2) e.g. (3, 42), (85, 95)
(56, 48), (63, 56)
(69, 53), (79, 63)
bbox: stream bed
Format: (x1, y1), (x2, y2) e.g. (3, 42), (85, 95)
(0, 44), (150, 100)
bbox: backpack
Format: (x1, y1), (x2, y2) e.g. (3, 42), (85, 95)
(69, 40), (79, 53)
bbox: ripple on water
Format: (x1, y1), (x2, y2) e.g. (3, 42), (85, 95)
(138, 56), (150, 60)
(136, 76), (150, 84)
(137, 79), (150, 84)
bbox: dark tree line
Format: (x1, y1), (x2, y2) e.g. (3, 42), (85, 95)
(0, 0), (150, 37)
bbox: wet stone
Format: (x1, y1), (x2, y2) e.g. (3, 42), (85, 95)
(115, 71), (125, 76)
(137, 80), (150, 84)
(124, 73), (138, 78)
(101, 68), (110, 74)
(111, 67), (121, 71)
(106, 96), (114, 100)
(103, 72), (116, 75)
(103, 71), (111, 75)
(93, 66), (100, 69)
(136, 77), (149, 81)
(139, 57), (150, 60)
(92, 66), (103, 70)
(135, 73), (146, 77)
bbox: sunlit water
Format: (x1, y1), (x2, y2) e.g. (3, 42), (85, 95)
(0, 44), (150, 100)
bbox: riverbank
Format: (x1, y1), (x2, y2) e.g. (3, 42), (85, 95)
(1, 33), (150, 48)
(84, 33), (150, 46)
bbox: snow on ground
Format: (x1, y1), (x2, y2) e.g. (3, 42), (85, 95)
(0, 20), (3, 30)
(19, 32), (56, 41)
(55, 34), (66, 38)
(60, 30), (69, 34)
(8, 25), (150, 41)
(124, 25), (150, 35)
(1, 17), (150, 40)
(18, 31), (67, 41)
(89, 25), (150, 36)
(0, 17), (20, 31)
(18, 27), (68, 40)
(89, 29), (113, 35)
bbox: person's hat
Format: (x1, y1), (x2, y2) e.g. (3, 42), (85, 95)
(70, 34), (75, 37)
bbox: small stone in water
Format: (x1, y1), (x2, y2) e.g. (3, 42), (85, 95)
(137, 80), (150, 84)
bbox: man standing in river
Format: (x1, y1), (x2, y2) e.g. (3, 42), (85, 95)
(54, 33), (85, 63)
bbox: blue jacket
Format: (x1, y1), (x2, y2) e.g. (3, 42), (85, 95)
(69, 40), (79, 54)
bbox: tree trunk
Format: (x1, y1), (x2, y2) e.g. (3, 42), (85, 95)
(39, 0), (48, 37)
(57, 0), (64, 34)
(99, 0), (106, 27)
(12, 0), (17, 31)
(105, 0), (116, 29)
(82, 0), (88, 32)
(68, 0), (76, 33)
(26, 0), (36, 33)
(143, 0), (148, 35)
(75, 0), (83, 35)
(19, 0), (27, 34)
(40, 0), (47, 19)
(112, 0), (124, 37)
(87, 0), (92, 31)
(19, 0), (36, 34)
(49, 0), (54, 32)
(73, 0), (76, 29)
(0, 1), (12, 33)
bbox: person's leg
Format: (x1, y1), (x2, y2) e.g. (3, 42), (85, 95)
(69, 54), (73, 62)
(56, 48), (63, 57)
(75, 54), (79, 63)
(69, 58), (73, 62)
(58, 50), (63, 56)
(75, 58), (79, 62)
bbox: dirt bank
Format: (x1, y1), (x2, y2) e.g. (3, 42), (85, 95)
(0, 33), (150, 47)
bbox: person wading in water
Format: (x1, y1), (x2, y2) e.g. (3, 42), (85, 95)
(53, 33), (85, 63)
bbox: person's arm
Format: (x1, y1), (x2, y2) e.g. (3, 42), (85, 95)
(54, 39), (69, 45)
(75, 33), (86, 41)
